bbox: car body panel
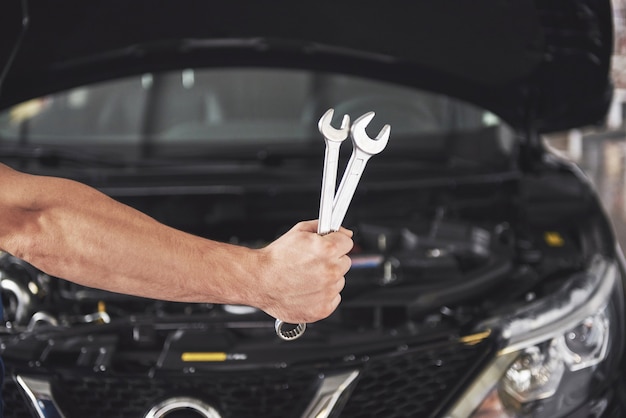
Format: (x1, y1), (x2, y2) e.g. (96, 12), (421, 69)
(0, 0), (614, 132)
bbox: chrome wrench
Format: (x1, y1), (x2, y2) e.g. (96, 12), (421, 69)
(317, 108), (351, 235)
(331, 111), (390, 231)
(274, 108), (350, 341)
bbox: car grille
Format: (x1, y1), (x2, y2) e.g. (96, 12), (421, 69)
(3, 336), (494, 418)
(339, 338), (494, 418)
(2, 380), (32, 417)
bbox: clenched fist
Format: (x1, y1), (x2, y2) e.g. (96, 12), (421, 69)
(252, 220), (353, 324)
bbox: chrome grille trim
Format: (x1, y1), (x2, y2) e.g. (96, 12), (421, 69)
(301, 370), (360, 418)
(16, 375), (66, 418)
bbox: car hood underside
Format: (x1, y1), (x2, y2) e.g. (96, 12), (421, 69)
(0, 0), (615, 133)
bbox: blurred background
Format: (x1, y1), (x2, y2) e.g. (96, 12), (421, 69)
(546, 0), (626, 250)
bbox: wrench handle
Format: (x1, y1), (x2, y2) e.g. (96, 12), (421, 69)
(274, 140), (342, 341)
(331, 152), (371, 231)
(318, 142), (341, 235)
(274, 319), (307, 341)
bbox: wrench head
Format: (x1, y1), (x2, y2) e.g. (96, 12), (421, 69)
(318, 108), (350, 143)
(350, 111), (390, 155)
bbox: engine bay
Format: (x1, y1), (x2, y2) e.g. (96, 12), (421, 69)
(0, 178), (587, 341)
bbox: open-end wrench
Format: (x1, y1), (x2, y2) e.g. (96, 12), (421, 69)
(331, 111), (390, 231)
(274, 108), (350, 341)
(317, 108), (351, 234)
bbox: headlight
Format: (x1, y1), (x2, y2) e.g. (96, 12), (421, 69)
(445, 255), (621, 418)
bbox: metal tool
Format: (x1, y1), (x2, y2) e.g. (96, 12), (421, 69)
(331, 111), (390, 231)
(317, 108), (351, 235)
(274, 109), (350, 341)
(274, 109), (390, 341)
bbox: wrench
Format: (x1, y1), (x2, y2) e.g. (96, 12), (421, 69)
(274, 108), (350, 341)
(275, 110), (390, 341)
(331, 111), (390, 231)
(317, 108), (351, 235)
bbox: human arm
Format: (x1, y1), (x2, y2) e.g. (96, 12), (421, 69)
(0, 163), (353, 324)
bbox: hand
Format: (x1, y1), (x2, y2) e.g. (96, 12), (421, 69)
(253, 220), (353, 324)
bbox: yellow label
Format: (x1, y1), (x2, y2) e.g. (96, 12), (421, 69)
(459, 330), (491, 345)
(181, 352), (228, 362)
(544, 231), (564, 247)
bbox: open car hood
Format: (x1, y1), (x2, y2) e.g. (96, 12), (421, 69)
(0, 0), (614, 133)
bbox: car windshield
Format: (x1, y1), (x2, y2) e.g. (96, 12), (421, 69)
(0, 68), (514, 164)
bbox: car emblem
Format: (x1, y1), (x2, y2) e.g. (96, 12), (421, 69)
(144, 397), (222, 418)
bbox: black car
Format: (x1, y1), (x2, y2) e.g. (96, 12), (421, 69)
(0, 1), (624, 417)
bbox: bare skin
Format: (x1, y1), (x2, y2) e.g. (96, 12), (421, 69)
(0, 163), (353, 324)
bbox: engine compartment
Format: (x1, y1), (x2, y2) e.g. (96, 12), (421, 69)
(0, 173), (589, 341)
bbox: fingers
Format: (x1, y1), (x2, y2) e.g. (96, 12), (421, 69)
(323, 230), (354, 257)
(293, 220), (353, 237)
(336, 225), (354, 238)
(292, 290), (343, 324)
(293, 219), (318, 233)
(335, 275), (346, 294)
(254, 220), (354, 324)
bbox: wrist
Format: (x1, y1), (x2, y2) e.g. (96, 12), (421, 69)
(200, 241), (266, 308)
(239, 246), (274, 312)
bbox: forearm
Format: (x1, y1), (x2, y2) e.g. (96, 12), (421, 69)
(0, 169), (258, 305)
(0, 164), (354, 323)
